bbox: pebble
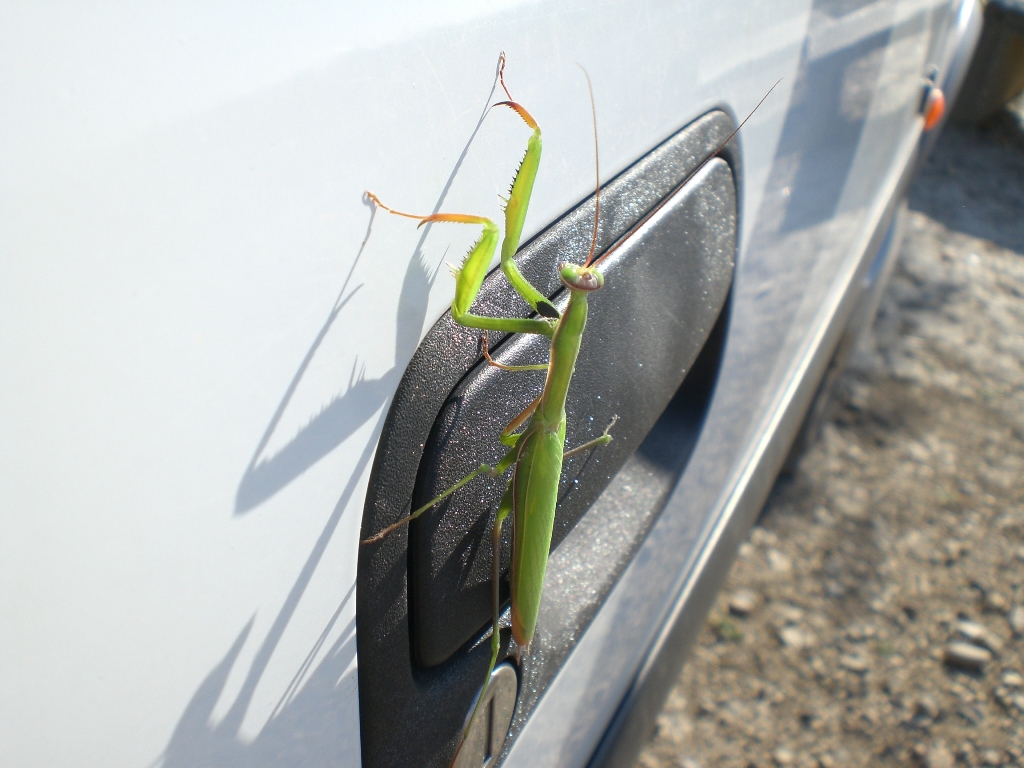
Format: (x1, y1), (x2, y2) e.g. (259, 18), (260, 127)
(832, 487), (870, 520)
(1001, 670), (1024, 687)
(916, 694), (940, 720)
(907, 441), (931, 462)
(984, 591), (1009, 613)
(767, 548), (792, 573)
(981, 749), (1003, 766)
(944, 641), (992, 669)
(813, 506), (835, 526)
(838, 653), (869, 673)
(1008, 605), (1024, 635)
(728, 590), (758, 617)
(750, 527), (776, 546)
(957, 704), (985, 724)
(845, 623), (877, 641)
(955, 620), (1003, 653)
(778, 626), (812, 649)
(925, 744), (955, 768)
(824, 580), (846, 598)
(943, 538), (966, 562)
(772, 747), (794, 766)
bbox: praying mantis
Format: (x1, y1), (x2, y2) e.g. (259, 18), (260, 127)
(361, 54), (778, 765)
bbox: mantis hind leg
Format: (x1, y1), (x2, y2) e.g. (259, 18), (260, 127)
(450, 478), (515, 765)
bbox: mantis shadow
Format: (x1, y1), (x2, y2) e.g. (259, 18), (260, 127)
(234, 53), (510, 516)
(156, 53), (511, 767)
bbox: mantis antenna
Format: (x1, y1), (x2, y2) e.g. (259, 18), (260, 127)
(578, 64), (601, 268)
(591, 77), (783, 269)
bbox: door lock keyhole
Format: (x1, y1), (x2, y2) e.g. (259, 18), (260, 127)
(451, 662), (518, 768)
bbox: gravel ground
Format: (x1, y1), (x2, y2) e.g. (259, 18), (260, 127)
(636, 99), (1024, 768)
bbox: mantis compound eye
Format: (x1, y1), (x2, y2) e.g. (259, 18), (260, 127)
(559, 263), (604, 291)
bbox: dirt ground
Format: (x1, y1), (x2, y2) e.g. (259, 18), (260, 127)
(635, 98), (1024, 768)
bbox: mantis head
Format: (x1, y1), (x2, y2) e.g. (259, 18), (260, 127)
(559, 262), (604, 292)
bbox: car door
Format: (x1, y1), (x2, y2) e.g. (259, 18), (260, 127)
(1, 2), (978, 767)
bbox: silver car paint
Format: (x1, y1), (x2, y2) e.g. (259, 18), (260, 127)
(0, 1), (969, 765)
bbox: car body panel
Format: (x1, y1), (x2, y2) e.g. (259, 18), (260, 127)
(0, 1), (972, 766)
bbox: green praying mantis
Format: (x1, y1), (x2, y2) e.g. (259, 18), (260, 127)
(362, 54), (778, 764)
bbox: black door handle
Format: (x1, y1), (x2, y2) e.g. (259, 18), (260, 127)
(358, 109), (739, 768)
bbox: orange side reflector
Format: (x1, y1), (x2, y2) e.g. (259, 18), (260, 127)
(923, 87), (946, 131)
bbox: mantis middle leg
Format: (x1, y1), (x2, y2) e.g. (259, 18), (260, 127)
(360, 445), (519, 545)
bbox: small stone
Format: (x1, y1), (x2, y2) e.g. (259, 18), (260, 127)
(679, 760), (703, 768)
(839, 653), (870, 673)
(945, 641), (992, 670)
(957, 704), (985, 724)
(818, 756), (837, 768)
(984, 592), (1010, 613)
(981, 749), (1002, 766)
(943, 539), (966, 562)
(1001, 670), (1024, 687)
(750, 527), (775, 546)
(779, 605), (804, 623)
(1008, 606), (1024, 635)
(779, 626), (811, 649)
(773, 747), (794, 766)
(833, 486), (870, 520)
(813, 505), (835, 525)
(696, 696), (716, 715)
(925, 744), (955, 768)
(824, 580), (846, 598)
(916, 694), (940, 720)
(956, 620), (1004, 653)
(993, 686), (1011, 707)
(728, 589), (758, 617)
(907, 441), (932, 462)
(846, 623), (877, 640)
(767, 548), (792, 573)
